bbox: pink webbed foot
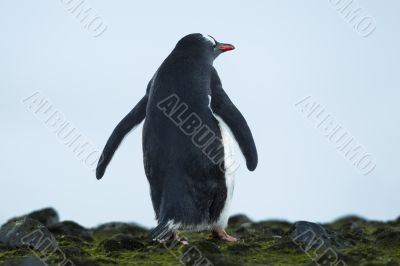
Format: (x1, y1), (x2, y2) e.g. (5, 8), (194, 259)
(211, 228), (237, 242)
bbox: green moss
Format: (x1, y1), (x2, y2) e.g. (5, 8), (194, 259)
(1, 214), (400, 265)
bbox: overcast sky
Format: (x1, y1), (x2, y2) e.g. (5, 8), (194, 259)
(1, 0), (399, 228)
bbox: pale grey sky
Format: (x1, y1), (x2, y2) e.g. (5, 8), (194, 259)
(1, 0), (399, 228)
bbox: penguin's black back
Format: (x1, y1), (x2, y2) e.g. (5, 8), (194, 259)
(142, 34), (227, 227)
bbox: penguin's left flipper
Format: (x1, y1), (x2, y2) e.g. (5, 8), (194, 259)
(96, 79), (154, 179)
(210, 68), (258, 171)
(96, 94), (148, 179)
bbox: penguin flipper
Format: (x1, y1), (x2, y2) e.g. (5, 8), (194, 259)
(210, 69), (258, 171)
(96, 94), (148, 179)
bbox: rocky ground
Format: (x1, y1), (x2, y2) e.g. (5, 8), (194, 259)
(0, 208), (399, 266)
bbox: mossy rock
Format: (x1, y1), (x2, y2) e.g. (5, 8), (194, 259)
(91, 222), (148, 241)
(97, 234), (146, 253)
(48, 221), (93, 243)
(228, 214), (252, 227)
(6, 208), (59, 228)
(0, 218), (55, 249)
(1, 256), (45, 266)
(374, 227), (400, 246)
(1, 208), (400, 265)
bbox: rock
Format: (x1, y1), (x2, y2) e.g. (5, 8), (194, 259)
(232, 219), (291, 240)
(374, 227), (400, 246)
(0, 242), (9, 251)
(0, 217), (56, 250)
(68, 258), (101, 266)
(288, 221), (347, 249)
(49, 221), (93, 242)
(227, 243), (254, 255)
(331, 215), (367, 226)
(255, 220), (292, 233)
(233, 223), (257, 239)
(388, 216), (400, 227)
(328, 219), (370, 245)
(190, 240), (222, 255)
(91, 222), (147, 240)
(341, 247), (382, 264)
(2, 256), (45, 266)
(261, 226), (286, 237)
(26, 208), (59, 227)
(266, 238), (303, 253)
(61, 245), (89, 258)
(56, 235), (91, 247)
(97, 234), (145, 252)
(179, 240), (227, 266)
(228, 214), (252, 227)
(7, 208), (59, 228)
(1, 210), (400, 265)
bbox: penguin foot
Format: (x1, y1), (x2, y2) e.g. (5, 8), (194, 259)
(173, 232), (189, 245)
(211, 229), (237, 242)
(157, 231), (189, 245)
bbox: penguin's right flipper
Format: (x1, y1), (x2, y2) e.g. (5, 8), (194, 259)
(96, 94), (148, 179)
(210, 68), (258, 171)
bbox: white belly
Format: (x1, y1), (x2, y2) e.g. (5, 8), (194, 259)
(213, 115), (236, 229)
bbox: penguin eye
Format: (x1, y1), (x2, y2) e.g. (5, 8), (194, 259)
(203, 34), (217, 48)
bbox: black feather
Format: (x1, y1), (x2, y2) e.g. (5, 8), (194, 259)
(96, 95), (148, 179)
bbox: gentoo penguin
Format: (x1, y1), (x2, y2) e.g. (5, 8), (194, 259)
(96, 33), (258, 242)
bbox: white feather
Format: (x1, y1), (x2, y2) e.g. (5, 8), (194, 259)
(213, 115), (236, 229)
(206, 95), (237, 229)
(201, 34), (216, 46)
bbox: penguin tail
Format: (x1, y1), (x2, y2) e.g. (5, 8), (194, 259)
(149, 220), (178, 242)
(96, 95), (148, 180)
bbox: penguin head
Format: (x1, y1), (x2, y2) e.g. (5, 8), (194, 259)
(175, 33), (235, 61)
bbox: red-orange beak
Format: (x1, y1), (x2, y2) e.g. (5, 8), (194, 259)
(219, 43), (235, 52)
